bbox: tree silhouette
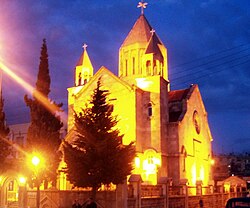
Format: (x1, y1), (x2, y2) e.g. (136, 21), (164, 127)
(63, 78), (135, 198)
(24, 39), (63, 187)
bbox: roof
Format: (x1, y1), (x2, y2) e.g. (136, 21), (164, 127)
(168, 86), (195, 122)
(145, 33), (164, 61)
(222, 176), (246, 187)
(76, 48), (93, 68)
(121, 14), (152, 47)
(168, 88), (190, 102)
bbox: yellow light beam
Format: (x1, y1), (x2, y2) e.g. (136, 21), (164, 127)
(0, 61), (67, 123)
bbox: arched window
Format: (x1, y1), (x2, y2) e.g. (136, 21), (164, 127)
(83, 71), (88, 85)
(147, 102), (152, 117)
(146, 60), (151, 75)
(78, 72), (82, 86)
(153, 60), (157, 75)
(125, 59), (128, 76)
(132, 57), (135, 75)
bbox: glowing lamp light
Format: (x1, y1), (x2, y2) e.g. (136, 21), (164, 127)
(210, 159), (215, 165)
(32, 156), (40, 166)
(19, 176), (26, 185)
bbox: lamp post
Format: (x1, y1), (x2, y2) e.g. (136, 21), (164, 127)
(31, 155), (41, 208)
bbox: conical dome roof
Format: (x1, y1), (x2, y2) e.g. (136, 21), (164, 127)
(76, 47), (93, 68)
(121, 15), (152, 47)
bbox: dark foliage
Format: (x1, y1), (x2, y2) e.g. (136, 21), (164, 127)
(63, 78), (135, 195)
(24, 39), (63, 186)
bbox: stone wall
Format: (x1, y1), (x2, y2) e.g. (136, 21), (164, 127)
(24, 186), (247, 208)
(27, 190), (116, 208)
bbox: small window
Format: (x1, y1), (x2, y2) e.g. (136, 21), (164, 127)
(78, 72), (82, 86)
(147, 103), (152, 117)
(132, 57), (135, 74)
(148, 155), (154, 164)
(146, 60), (151, 75)
(8, 181), (14, 191)
(125, 60), (128, 76)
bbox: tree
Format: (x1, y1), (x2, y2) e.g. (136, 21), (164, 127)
(0, 90), (10, 171)
(62, 78), (135, 198)
(24, 39), (63, 187)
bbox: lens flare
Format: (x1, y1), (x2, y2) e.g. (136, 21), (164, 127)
(0, 61), (67, 123)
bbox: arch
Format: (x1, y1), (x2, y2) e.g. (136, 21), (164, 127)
(1, 176), (20, 207)
(141, 149), (161, 184)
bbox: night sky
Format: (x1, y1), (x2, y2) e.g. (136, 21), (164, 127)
(0, 1), (249, 154)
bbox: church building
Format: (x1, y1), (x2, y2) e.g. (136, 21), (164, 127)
(66, 4), (214, 190)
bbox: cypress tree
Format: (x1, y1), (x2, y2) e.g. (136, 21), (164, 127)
(24, 39), (63, 187)
(63, 78), (135, 198)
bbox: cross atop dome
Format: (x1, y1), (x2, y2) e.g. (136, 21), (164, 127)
(137, 1), (148, 15)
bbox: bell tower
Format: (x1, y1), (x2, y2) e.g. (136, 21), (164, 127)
(75, 44), (94, 86)
(118, 2), (168, 86)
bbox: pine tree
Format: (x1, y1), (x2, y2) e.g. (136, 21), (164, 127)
(62, 79), (135, 198)
(24, 39), (63, 187)
(0, 90), (10, 171)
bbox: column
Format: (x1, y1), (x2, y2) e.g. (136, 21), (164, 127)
(128, 174), (142, 208)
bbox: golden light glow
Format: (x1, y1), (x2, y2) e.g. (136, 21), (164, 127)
(28, 152), (45, 171)
(19, 176), (26, 185)
(224, 183), (230, 193)
(200, 166), (205, 181)
(133, 149), (161, 185)
(32, 156), (40, 166)
(135, 78), (152, 90)
(210, 159), (215, 165)
(135, 157), (140, 168)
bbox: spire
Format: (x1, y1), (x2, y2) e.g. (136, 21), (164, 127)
(75, 44), (94, 86)
(145, 29), (164, 61)
(76, 43), (92, 67)
(121, 15), (152, 47)
(119, 9), (168, 83)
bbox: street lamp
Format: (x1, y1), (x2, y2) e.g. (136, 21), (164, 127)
(31, 154), (42, 208)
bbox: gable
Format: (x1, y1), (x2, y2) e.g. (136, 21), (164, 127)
(67, 66), (139, 145)
(75, 66), (134, 99)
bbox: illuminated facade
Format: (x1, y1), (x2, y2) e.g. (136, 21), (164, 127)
(67, 13), (213, 188)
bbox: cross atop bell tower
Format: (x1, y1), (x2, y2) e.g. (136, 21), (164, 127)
(75, 43), (94, 86)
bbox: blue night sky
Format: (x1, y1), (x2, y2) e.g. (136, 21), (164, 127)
(0, 0), (249, 154)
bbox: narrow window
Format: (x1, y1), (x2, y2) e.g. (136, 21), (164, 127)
(146, 60), (151, 75)
(125, 60), (128, 76)
(148, 102), (152, 117)
(78, 72), (82, 86)
(153, 60), (157, 75)
(132, 57), (135, 75)
(8, 181), (14, 191)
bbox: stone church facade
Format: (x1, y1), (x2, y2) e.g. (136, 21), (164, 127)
(66, 12), (213, 190)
